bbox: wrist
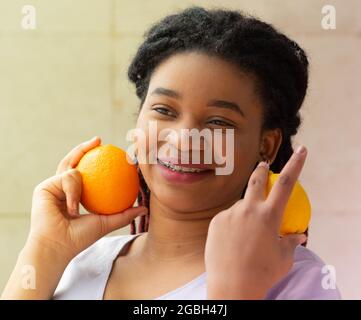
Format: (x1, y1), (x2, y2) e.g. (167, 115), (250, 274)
(207, 289), (267, 300)
(207, 276), (269, 300)
(1, 236), (73, 300)
(24, 234), (74, 265)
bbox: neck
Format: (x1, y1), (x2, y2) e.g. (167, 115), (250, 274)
(137, 193), (236, 263)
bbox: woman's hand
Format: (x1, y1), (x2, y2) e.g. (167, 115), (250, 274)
(28, 136), (147, 260)
(205, 145), (308, 300)
(1, 137), (146, 299)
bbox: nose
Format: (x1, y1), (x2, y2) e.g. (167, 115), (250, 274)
(163, 117), (210, 150)
(159, 118), (213, 164)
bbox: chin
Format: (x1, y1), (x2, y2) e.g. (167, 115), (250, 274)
(153, 187), (216, 213)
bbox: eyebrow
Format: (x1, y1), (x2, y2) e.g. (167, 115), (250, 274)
(150, 87), (245, 118)
(206, 99), (245, 118)
(151, 87), (181, 99)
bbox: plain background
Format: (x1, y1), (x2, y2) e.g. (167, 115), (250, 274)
(0, 0), (360, 299)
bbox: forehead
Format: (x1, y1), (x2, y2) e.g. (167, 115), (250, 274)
(147, 51), (260, 105)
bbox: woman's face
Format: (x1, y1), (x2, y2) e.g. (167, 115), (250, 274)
(136, 51), (277, 213)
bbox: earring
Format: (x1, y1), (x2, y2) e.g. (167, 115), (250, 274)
(133, 153), (138, 165)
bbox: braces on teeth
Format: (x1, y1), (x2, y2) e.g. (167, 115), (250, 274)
(158, 159), (207, 173)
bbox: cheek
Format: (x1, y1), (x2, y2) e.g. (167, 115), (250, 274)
(135, 113), (158, 162)
(217, 137), (260, 191)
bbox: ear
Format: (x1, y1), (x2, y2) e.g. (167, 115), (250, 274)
(259, 128), (282, 164)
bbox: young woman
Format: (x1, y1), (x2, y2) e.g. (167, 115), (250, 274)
(2, 7), (341, 300)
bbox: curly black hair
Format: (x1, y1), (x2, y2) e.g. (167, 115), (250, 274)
(127, 6), (309, 238)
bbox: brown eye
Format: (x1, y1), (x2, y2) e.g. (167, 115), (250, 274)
(153, 107), (176, 117)
(208, 119), (233, 127)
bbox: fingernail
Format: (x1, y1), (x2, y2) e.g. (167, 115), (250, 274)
(257, 161), (269, 169)
(299, 234), (307, 244)
(295, 145), (306, 154)
(90, 136), (98, 142)
(139, 208), (148, 215)
(72, 201), (79, 215)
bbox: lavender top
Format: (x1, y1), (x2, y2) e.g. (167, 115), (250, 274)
(53, 233), (341, 300)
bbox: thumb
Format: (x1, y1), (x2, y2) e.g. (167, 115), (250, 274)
(280, 233), (307, 255)
(101, 206), (149, 234)
(74, 206), (148, 242)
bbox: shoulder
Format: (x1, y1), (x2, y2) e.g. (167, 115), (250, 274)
(66, 234), (134, 270)
(266, 245), (342, 300)
(53, 234), (137, 300)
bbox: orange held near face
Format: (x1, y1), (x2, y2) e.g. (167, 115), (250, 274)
(265, 170), (311, 236)
(76, 144), (139, 215)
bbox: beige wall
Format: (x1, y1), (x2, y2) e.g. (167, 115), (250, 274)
(0, 0), (360, 299)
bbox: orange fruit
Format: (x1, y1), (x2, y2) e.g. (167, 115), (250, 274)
(76, 144), (139, 215)
(265, 170), (311, 236)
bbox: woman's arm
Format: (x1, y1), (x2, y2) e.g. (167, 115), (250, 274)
(1, 137), (147, 300)
(1, 237), (71, 300)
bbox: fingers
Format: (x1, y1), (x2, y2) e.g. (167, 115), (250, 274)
(33, 168), (83, 218)
(267, 146), (307, 224)
(100, 206), (148, 235)
(56, 136), (101, 174)
(61, 169), (82, 217)
(243, 161), (270, 203)
(75, 206), (148, 240)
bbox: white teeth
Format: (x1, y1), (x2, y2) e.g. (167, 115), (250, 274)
(158, 159), (208, 173)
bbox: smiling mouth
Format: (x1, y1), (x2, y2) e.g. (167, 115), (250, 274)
(157, 158), (212, 174)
